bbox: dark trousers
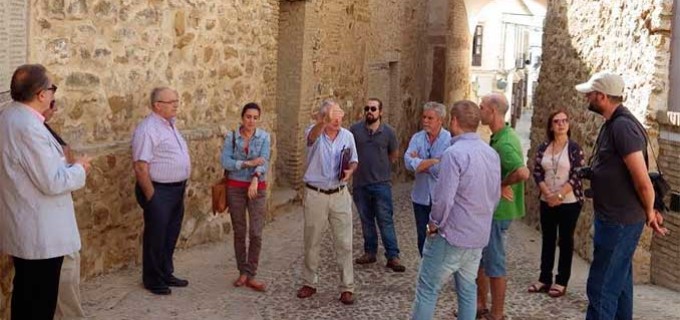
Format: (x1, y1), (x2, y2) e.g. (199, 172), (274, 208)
(353, 182), (400, 259)
(135, 181), (186, 289)
(227, 186), (266, 277)
(11, 256), (64, 320)
(538, 201), (582, 286)
(412, 202), (431, 257)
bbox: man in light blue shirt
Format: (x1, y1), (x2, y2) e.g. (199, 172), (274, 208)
(411, 100), (501, 320)
(298, 99), (359, 305)
(404, 102), (452, 256)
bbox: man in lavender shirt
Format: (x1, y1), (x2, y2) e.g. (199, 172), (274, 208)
(411, 100), (501, 320)
(132, 87), (191, 295)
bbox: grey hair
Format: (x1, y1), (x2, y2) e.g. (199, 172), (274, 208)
(150, 87), (174, 106)
(318, 98), (337, 117)
(482, 93), (509, 115)
(423, 101), (446, 119)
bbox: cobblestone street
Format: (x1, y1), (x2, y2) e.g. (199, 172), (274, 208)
(81, 182), (680, 320)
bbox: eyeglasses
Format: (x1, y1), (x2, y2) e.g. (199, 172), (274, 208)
(364, 106), (378, 112)
(40, 84), (57, 94)
(552, 118), (569, 125)
(156, 100), (179, 105)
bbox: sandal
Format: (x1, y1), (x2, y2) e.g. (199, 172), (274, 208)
(527, 282), (549, 293)
(246, 278), (267, 292)
(233, 274), (247, 287)
(548, 284), (567, 298)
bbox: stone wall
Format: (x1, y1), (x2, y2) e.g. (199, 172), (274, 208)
(651, 209), (680, 291)
(366, 0), (429, 181)
(651, 122), (680, 291)
(527, 0), (673, 283)
(274, 0), (432, 190)
(0, 0), (280, 316)
(274, 0), (372, 190)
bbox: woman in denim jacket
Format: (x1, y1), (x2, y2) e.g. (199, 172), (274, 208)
(527, 110), (585, 298)
(221, 102), (271, 292)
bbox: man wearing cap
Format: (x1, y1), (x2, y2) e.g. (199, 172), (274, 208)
(350, 98), (405, 272)
(575, 71), (667, 319)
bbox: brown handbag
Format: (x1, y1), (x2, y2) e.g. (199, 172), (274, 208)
(212, 130), (236, 215)
(211, 177), (228, 214)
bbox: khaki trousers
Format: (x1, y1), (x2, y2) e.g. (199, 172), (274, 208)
(55, 252), (86, 320)
(302, 187), (354, 293)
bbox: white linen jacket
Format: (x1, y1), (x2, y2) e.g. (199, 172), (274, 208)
(0, 102), (86, 259)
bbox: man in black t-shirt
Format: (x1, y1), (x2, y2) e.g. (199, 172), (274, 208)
(349, 98), (405, 272)
(575, 72), (667, 320)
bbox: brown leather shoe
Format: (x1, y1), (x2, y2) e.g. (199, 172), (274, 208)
(296, 285), (317, 299)
(246, 278), (266, 292)
(386, 258), (406, 272)
(339, 291), (355, 305)
(354, 253), (377, 264)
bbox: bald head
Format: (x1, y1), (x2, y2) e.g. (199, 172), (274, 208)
(482, 93), (509, 116)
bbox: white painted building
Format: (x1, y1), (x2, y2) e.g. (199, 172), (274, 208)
(469, 0), (546, 124)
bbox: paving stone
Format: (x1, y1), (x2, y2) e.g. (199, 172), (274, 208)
(80, 184), (680, 319)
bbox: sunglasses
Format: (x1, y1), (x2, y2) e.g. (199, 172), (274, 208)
(364, 106), (378, 112)
(552, 118), (569, 125)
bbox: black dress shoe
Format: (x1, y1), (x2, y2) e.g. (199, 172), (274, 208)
(166, 275), (189, 287)
(147, 286), (172, 295)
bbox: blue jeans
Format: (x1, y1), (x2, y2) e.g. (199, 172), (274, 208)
(411, 234), (482, 320)
(353, 182), (400, 259)
(412, 202), (431, 256)
(586, 218), (644, 320)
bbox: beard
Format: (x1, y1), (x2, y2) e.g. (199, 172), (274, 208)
(587, 103), (603, 115)
(365, 114), (379, 124)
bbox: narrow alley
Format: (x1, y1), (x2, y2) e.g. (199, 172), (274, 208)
(79, 111), (680, 320)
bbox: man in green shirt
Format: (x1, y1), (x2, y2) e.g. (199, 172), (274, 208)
(476, 93), (529, 320)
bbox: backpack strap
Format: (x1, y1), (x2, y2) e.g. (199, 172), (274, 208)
(610, 111), (659, 173)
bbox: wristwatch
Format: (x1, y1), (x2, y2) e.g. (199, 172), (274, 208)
(557, 193), (564, 201)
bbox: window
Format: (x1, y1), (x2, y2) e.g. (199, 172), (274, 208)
(472, 25), (483, 67)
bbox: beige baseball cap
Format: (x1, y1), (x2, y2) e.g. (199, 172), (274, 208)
(575, 71), (625, 96)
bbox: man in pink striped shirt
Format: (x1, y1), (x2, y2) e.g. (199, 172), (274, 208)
(132, 87), (191, 295)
